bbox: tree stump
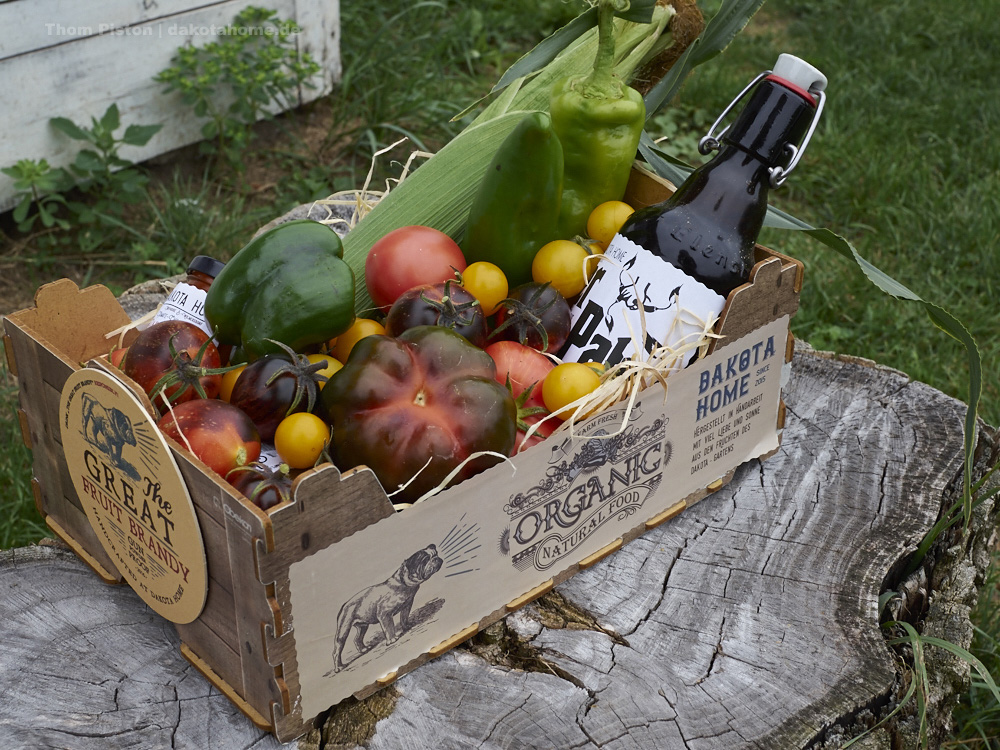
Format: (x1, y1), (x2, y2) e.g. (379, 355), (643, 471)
(2, 342), (996, 748)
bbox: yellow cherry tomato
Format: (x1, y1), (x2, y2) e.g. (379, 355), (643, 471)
(306, 353), (343, 388)
(587, 200), (635, 248)
(542, 362), (602, 419)
(461, 261), (509, 315)
(532, 240), (594, 298)
(219, 363), (247, 403)
(332, 318), (386, 362)
(274, 412), (331, 470)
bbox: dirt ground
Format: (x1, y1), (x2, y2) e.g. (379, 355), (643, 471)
(0, 100), (345, 318)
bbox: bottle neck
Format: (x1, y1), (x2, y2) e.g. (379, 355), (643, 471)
(722, 77), (816, 169)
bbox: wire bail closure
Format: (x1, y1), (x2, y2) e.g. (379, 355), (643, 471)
(697, 70), (826, 188)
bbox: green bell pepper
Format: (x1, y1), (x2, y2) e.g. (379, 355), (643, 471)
(550, 0), (646, 240)
(462, 111), (564, 287)
(205, 220), (355, 360)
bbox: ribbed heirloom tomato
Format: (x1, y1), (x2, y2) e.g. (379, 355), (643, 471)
(321, 326), (516, 503)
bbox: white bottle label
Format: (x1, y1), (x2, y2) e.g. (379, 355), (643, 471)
(562, 234), (727, 368)
(151, 281), (213, 337)
(257, 444), (283, 470)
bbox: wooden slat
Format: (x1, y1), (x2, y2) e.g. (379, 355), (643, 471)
(16, 408), (31, 449)
(645, 500), (687, 530)
(0, 0), (340, 211)
(3, 333), (17, 376)
(708, 256), (801, 355)
(505, 580), (555, 611)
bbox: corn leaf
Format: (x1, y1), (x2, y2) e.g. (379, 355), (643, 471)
(643, 0), (769, 117)
(341, 111), (534, 313)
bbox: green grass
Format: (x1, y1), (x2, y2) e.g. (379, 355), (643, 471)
(669, 0), (999, 426)
(952, 542), (1000, 746)
(0, 359), (47, 549)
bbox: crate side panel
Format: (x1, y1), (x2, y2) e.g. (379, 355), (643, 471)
(6, 280), (131, 366)
(277, 314), (789, 726)
(217, 491), (287, 726)
(4, 316), (122, 577)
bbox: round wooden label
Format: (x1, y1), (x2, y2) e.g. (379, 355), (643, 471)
(59, 367), (208, 624)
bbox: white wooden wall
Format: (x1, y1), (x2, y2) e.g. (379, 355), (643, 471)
(0, 0), (341, 212)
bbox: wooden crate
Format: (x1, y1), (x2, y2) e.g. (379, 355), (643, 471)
(2, 168), (803, 742)
(0, 0), (340, 212)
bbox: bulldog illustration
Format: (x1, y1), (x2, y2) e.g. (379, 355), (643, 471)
(331, 545), (443, 673)
(80, 393), (137, 466)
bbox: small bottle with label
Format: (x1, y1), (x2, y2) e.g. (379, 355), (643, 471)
(561, 54), (827, 369)
(151, 255), (226, 338)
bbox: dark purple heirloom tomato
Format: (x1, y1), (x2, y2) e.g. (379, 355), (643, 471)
(490, 282), (571, 354)
(385, 279), (487, 348)
(229, 342), (329, 442)
(321, 326), (516, 503)
(122, 320), (223, 409)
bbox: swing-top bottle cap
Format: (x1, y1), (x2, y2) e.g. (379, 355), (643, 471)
(772, 53), (827, 97)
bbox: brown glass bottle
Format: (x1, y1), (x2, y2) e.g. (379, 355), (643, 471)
(562, 55), (826, 368)
(622, 77), (816, 297)
(151, 255), (226, 337)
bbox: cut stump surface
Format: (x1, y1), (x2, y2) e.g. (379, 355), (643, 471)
(1, 345), (993, 749)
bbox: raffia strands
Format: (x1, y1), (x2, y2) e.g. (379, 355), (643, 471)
(520, 304), (720, 451)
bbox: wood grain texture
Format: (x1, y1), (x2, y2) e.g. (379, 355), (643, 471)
(322, 346), (970, 749)
(0, 0), (341, 212)
(0, 544), (285, 750)
(0, 346), (982, 748)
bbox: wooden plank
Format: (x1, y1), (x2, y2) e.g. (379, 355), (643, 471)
(0, 0), (340, 211)
(0, 0), (232, 58)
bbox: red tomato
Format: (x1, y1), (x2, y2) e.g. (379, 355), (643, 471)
(365, 225), (467, 311)
(485, 341), (557, 453)
(106, 346), (128, 368)
(157, 399), (261, 478)
(122, 320), (223, 411)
